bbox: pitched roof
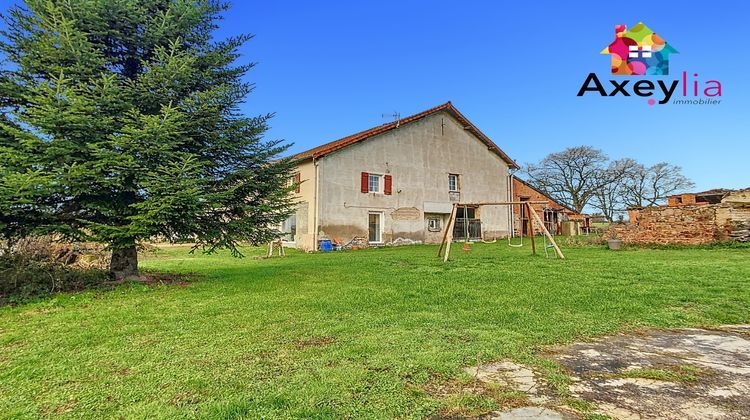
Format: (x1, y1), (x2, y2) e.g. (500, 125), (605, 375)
(513, 177), (584, 216)
(291, 102), (519, 169)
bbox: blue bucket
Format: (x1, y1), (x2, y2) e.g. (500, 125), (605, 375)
(319, 240), (333, 252)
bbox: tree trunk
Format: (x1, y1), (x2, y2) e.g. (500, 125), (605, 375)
(110, 244), (138, 280)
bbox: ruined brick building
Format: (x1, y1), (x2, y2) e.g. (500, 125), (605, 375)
(608, 189), (750, 245)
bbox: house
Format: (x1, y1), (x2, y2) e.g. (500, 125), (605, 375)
(511, 177), (590, 236)
(282, 102), (519, 251)
(601, 22), (678, 75)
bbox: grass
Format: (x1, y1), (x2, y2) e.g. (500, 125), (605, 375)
(1, 242), (749, 418)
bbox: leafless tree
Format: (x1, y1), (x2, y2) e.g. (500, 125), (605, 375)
(590, 158), (641, 221)
(525, 146), (629, 213)
(621, 163), (694, 208)
(525, 147), (693, 221)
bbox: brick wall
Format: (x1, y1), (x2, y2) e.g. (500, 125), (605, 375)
(511, 178), (587, 236)
(608, 201), (750, 244)
(512, 179), (545, 235)
(511, 178), (562, 235)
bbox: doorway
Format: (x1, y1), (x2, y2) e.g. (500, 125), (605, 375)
(368, 212), (383, 244)
(520, 197), (530, 236)
(453, 206), (481, 240)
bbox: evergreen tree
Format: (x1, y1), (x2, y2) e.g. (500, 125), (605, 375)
(0, 1), (295, 278)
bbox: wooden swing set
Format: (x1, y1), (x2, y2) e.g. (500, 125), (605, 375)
(437, 201), (565, 262)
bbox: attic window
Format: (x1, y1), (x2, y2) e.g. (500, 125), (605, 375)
(628, 45), (652, 58)
(448, 174), (460, 192)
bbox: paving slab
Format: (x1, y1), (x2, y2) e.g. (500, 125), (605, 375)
(487, 406), (564, 419)
(466, 325), (750, 419)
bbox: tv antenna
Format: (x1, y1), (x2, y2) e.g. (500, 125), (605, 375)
(381, 111), (401, 127)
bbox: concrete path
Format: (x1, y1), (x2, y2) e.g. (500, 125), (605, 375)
(465, 325), (750, 419)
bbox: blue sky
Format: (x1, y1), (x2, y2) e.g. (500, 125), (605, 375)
(2, 1), (748, 191)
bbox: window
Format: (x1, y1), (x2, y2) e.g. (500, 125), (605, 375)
(361, 172), (392, 195)
(368, 174), (381, 193)
(292, 173), (301, 193)
(448, 174), (459, 192)
(456, 206), (476, 220)
(427, 218), (441, 232)
(628, 44), (651, 58)
(280, 214), (296, 242)
(368, 212), (382, 243)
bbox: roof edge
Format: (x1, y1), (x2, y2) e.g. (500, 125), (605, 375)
(291, 102), (520, 169)
(513, 177), (584, 215)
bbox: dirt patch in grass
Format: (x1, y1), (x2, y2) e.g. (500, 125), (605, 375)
(292, 336), (336, 350)
(171, 391), (202, 407)
(111, 368), (131, 377)
(39, 399), (77, 417)
(422, 374), (531, 418)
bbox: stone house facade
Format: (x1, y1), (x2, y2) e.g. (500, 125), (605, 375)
(282, 102), (519, 251)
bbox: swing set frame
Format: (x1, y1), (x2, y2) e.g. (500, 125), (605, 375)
(437, 201), (565, 262)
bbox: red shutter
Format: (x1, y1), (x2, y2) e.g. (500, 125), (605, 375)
(361, 172), (369, 193)
(294, 173), (301, 193)
(384, 175), (392, 195)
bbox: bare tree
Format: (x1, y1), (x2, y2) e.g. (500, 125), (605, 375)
(525, 146), (626, 213)
(526, 147), (694, 221)
(621, 163), (694, 208)
(590, 158), (641, 221)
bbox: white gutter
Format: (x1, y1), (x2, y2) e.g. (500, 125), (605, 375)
(508, 168), (518, 237)
(313, 157), (320, 251)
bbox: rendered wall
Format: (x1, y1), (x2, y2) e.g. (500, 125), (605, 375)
(309, 111), (511, 248)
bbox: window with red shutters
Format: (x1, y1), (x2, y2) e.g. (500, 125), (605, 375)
(361, 172), (369, 193)
(384, 175), (392, 195)
(294, 173), (301, 193)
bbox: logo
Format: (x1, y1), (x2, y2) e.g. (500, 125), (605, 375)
(578, 22), (722, 106)
(600, 22), (677, 75)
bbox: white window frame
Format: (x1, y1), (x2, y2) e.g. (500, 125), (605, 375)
(368, 173), (383, 194)
(448, 174), (460, 192)
(368, 211), (383, 244)
(427, 217), (441, 232)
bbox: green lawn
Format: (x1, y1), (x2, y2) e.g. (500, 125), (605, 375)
(1, 243), (749, 418)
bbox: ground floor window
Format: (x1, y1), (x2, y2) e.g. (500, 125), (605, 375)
(368, 212), (382, 243)
(281, 214), (296, 241)
(427, 217), (441, 232)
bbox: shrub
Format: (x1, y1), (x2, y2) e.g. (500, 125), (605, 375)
(5, 236), (110, 269)
(0, 252), (110, 305)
